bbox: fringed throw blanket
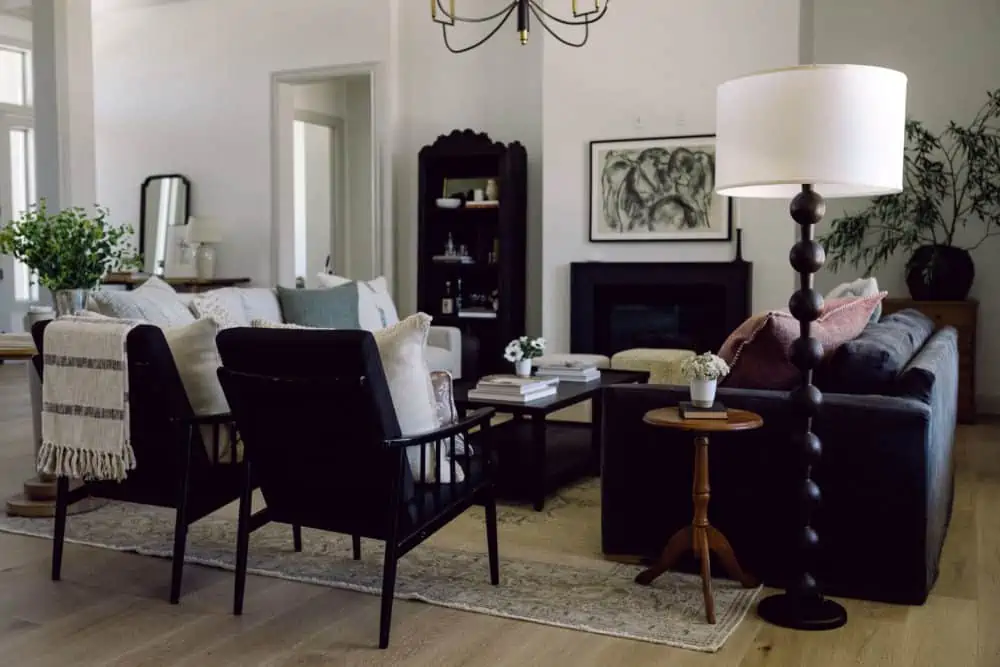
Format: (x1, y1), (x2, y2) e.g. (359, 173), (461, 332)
(39, 316), (141, 481)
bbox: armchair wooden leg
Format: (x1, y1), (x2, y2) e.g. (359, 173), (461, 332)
(51, 476), (69, 581)
(292, 525), (302, 552)
(352, 535), (362, 561)
(169, 425), (194, 605)
(484, 487), (500, 586)
(233, 462), (253, 616)
(378, 540), (399, 649)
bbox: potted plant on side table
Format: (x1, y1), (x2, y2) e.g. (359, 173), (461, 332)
(680, 352), (730, 408)
(0, 200), (140, 316)
(821, 88), (1000, 300)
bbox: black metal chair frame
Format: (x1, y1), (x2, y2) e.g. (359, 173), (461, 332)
(32, 321), (300, 604)
(219, 360), (499, 649)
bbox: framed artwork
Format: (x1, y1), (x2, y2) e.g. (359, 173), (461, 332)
(589, 134), (733, 242)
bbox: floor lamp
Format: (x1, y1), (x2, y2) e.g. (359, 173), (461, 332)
(714, 65), (908, 630)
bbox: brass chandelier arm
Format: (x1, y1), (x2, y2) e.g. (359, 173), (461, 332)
(441, 3), (519, 54)
(528, 2), (590, 48)
(434, 0), (517, 24)
(434, 0), (609, 51)
(533, 0), (610, 26)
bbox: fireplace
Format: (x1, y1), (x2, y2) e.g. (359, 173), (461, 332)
(570, 261), (752, 357)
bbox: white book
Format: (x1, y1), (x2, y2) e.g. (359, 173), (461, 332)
(477, 375), (558, 394)
(537, 372), (600, 383)
(467, 387), (557, 403)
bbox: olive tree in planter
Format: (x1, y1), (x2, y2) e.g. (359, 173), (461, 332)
(0, 200), (140, 315)
(821, 89), (1000, 300)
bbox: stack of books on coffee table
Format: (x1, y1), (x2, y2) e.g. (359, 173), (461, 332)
(533, 360), (601, 383)
(467, 375), (559, 403)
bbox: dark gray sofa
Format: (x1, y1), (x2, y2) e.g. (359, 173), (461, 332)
(600, 319), (958, 605)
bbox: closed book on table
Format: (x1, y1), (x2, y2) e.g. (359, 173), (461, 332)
(679, 401), (728, 420)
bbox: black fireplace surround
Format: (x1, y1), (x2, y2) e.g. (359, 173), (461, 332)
(570, 261), (752, 358)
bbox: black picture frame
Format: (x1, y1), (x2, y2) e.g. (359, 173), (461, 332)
(588, 134), (733, 243)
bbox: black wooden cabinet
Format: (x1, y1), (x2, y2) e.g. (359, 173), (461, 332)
(417, 130), (527, 377)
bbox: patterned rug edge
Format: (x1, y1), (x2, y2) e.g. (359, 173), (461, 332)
(0, 524), (760, 653)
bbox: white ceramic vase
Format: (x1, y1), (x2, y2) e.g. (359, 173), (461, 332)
(514, 359), (532, 378)
(689, 378), (717, 408)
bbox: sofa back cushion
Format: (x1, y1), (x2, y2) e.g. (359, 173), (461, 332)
(719, 293), (886, 390)
(90, 276), (195, 327)
(816, 308), (935, 395)
(190, 287), (249, 329)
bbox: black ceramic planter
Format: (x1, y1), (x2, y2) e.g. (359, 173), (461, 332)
(905, 244), (975, 301)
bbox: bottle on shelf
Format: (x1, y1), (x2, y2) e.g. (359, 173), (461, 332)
(441, 280), (455, 315)
(455, 278), (464, 313)
(445, 232), (456, 257)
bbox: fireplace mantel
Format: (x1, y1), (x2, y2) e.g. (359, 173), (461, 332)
(570, 261), (752, 357)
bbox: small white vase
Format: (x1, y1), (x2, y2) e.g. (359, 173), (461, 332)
(514, 359), (532, 378)
(689, 378), (717, 408)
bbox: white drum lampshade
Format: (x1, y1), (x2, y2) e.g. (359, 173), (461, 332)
(715, 64), (908, 200)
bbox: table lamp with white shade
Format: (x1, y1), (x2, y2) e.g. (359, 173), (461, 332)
(185, 216), (224, 279)
(715, 64), (907, 630)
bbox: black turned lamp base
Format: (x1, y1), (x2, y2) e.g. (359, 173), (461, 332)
(757, 593), (848, 631)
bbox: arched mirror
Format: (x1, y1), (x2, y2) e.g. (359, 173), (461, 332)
(140, 174), (191, 275)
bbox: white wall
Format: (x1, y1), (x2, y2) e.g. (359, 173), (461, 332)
(92, 0), (393, 285)
(540, 1), (801, 352)
(813, 0), (1000, 410)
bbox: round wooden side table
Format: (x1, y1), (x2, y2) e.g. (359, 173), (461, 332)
(635, 406), (763, 624)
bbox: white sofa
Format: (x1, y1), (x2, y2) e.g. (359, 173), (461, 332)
(86, 279), (463, 379)
(213, 286), (463, 378)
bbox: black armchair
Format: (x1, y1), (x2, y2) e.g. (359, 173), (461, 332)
(30, 320), (299, 604)
(216, 327), (499, 649)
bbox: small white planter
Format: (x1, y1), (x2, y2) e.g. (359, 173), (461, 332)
(689, 378), (717, 408)
(514, 359), (533, 378)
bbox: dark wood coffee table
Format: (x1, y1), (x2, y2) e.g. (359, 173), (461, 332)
(454, 369), (648, 511)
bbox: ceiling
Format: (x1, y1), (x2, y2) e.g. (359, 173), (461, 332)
(0, 0), (198, 21)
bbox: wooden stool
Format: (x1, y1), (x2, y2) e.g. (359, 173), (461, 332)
(635, 406), (762, 624)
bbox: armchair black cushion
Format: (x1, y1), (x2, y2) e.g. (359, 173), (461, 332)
(215, 327), (499, 649)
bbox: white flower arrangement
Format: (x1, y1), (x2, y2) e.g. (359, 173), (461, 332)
(680, 352), (730, 381)
(504, 335), (546, 363)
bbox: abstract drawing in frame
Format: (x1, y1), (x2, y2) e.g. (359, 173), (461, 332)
(589, 135), (733, 242)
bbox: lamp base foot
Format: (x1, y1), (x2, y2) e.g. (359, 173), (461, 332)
(757, 593), (847, 631)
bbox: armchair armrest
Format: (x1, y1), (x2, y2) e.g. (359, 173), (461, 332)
(385, 407), (495, 449)
(428, 325), (462, 379)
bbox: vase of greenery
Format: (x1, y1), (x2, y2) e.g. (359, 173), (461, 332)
(821, 89), (1000, 301)
(0, 200), (140, 316)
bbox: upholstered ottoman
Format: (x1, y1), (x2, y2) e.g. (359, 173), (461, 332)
(531, 353), (610, 423)
(610, 348), (694, 385)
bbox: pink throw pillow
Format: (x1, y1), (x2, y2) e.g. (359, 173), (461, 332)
(719, 293), (887, 390)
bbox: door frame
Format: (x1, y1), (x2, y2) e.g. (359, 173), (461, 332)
(294, 111), (346, 278)
(270, 62), (389, 288)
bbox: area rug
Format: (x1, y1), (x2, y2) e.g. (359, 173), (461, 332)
(0, 480), (759, 652)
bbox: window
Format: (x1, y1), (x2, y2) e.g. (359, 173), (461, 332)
(0, 47), (27, 106)
(11, 127), (36, 301)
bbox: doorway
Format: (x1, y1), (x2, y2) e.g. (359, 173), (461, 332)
(272, 67), (383, 288)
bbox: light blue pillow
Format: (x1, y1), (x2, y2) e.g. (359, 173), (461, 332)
(276, 283), (360, 329)
(826, 277), (882, 322)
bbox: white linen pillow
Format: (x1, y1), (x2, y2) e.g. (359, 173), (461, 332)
(162, 317), (236, 462)
(91, 276), (196, 327)
(826, 277), (882, 322)
(240, 287), (283, 324)
(251, 313), (460, 482)
(190, 287), (248, 329)
(316, 273), (400, 331)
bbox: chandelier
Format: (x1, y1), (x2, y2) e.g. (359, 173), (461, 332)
(432, 1), (610, 54)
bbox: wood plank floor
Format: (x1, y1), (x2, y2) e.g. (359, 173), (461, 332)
(0, 361), (997, 666)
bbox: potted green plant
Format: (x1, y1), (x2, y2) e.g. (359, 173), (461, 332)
(0, 200), (140, 315)
(821, 89), (1000, 300)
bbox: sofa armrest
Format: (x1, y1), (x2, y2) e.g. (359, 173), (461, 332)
(428, 326), (462, 379)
